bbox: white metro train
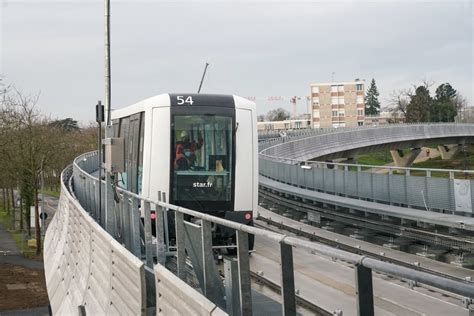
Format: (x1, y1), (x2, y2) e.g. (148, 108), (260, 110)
(111, 93), (258, 249)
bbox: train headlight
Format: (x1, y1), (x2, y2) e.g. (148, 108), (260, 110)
(244, 212), (252, 220)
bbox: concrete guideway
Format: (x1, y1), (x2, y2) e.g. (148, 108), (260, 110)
(251, 235), (467, 316)
(257, 206), (473, 281)
(259, 176), (474, 231)
(258, 207), (474, 280)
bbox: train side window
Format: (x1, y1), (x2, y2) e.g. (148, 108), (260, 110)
(118, 116), (130, 189)
(129, 114), (140, 193)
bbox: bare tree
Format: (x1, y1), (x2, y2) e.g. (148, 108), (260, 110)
(388, 88), (411, 122)
(0, 80), (99, 256)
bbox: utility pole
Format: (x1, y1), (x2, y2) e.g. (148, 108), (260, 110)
(197, 62), (209, 93)
(105, 0), (111, 125)
(103, 0), (114, 233)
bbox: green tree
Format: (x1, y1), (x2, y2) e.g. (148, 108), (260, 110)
(365, 78), (380, 115)
(406, 85), (433, 122)
(49, 118), (79, 131)
(431, 83), (459, 122)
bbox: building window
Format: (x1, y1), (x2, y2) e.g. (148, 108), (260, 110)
(358, 122), (364, 126)
(337, 85), (344, 92)
(332, 110), (338, 117)
(331, 85), (338, 93)
(338, 97), (345, 105)
(312, 97), (319, 105)
(358, 109), (364, 116)
(295, 121), (302, 128)
(311, 86), (319, 93)
(339, 112), (345, 117)
(331, 96), (338, 105)
(356, 96), (364, 104)
(356, 84), (363, 91)
(313, 110), (320, 117)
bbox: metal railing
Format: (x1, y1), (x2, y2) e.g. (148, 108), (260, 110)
(260, 154), (474, 177)
(258, 122), (474, 142)
(70, 151), (474, 315)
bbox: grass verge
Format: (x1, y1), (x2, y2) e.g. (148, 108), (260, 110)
(0, 206), (37, 257)
(39, 188), (60, 198)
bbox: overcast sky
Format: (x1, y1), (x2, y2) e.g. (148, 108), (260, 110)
(1, 0), (472, 123)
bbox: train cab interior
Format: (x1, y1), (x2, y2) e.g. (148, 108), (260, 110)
(171, 112), (235, 213)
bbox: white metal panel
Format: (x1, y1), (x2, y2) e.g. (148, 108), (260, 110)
(111, 93), (170, 119)
(155, 264), (227, 316)
(141, 105), (155, 201)
(234, 108), (254, 212)
(147, 107), (171, 201)
(45, 169), (146, 316)
(234, 96), (259, 216)
(454, 179), (472, 213)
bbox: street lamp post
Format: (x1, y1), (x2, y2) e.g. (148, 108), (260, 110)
(40, 158), (45, 239)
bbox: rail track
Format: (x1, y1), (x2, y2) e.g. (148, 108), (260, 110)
(258, 189), (474, 287)
(259, 188), (474, 252)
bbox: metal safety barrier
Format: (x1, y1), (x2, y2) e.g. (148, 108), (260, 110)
(44, 167), (146, 315)
(155, 264), (227, 315)
(66, 150), (474, 316)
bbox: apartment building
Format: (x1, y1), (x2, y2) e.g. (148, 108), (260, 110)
(310, 80), (365, 128)
(257, 119), (311, 131)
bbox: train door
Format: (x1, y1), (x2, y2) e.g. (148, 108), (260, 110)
(117, 113), (142, 194)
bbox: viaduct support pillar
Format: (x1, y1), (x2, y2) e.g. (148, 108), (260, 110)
(390, 148), (421, 167)
(437, 144), (461, 160)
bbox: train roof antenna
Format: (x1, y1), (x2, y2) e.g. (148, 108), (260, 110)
(197, 62), (209, 94)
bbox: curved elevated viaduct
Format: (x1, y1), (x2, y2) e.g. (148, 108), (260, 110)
(260, 123), (474, 162)
(259, 123), (474, 231)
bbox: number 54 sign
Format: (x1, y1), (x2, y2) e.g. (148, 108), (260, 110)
(176, 96), (194, 105)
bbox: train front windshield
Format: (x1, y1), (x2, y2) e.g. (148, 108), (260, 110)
(171, 110), (234, 211)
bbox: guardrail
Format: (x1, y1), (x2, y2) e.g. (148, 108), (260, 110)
(155, 264), (227, 315)
(257, 122), (474, 142)
(68, 150), (474, 315)
(44, 167), (146, 315)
